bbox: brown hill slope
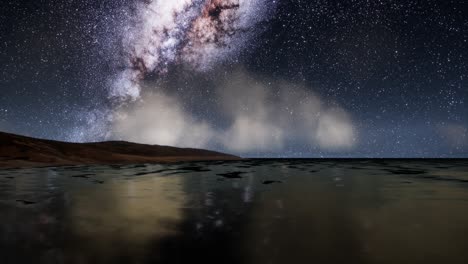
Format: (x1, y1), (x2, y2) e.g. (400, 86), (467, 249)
(0, 132), (240, 168)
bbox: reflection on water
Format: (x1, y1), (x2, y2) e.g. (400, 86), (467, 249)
(1, 159), (468, 264)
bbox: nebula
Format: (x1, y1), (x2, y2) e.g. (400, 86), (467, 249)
(111, 0), (274, 100)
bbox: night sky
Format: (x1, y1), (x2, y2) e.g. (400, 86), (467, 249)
(1, 0), (467, 157)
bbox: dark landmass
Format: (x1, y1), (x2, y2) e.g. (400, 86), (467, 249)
(0, 131), (240, 168)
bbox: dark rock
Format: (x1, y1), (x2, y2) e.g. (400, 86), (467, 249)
(217, 171), (246, 179)
(16, 199), (36, 205)
(262, 180), (282, 185)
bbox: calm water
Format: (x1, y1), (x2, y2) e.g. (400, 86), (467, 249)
(1, 159), (468, 264)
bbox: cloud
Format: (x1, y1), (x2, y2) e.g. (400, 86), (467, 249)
(109, 71), (358, 154)
(112, 92), (214, 148)
(220, 115), (286, 152)
(216, 72), (357, 152)
(216, 76), (286, 151)
(437, 123), (468, 148)
(315, 109), (356, 150)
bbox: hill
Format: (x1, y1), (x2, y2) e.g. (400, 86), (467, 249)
(0, 132), (239, 168)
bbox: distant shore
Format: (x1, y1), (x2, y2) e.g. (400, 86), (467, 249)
(0, 131), (240, 168)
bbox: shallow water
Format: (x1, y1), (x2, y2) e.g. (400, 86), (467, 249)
(1, 159), (468, 264)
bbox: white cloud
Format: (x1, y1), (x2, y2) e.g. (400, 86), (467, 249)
(438, 123), (468, 148)
(220, 115), (285, 152)
(315, 109), (356, 150)
(109, 71), (358, 154)
(216, 72), (357, 152)
(112, 92), (214, 148)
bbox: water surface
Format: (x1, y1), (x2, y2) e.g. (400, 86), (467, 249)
(1, 159), (468, 264)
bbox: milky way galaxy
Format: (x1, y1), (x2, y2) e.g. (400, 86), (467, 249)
(2, 0), (467, 157)
(111, 0), (274, 100)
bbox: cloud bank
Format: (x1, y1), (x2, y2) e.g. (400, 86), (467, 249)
(438, 123), (468, 149)
(110, 72), (358, 154)
(112, 92), (214, 148)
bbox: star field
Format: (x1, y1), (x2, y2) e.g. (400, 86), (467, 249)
(0, 0), (467, 157)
